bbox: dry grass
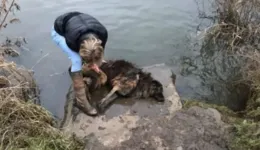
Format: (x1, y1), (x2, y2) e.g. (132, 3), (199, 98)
(0, 50), (39, 104)
(197, 0), (260, 149)
(193, 0), (260, 149)
(199, 0), (260, 53)
(0, 44), (84, 149)
(0, 97), (84, 150)
(198, 0), (260, 110)
(241, 51), (260, 91)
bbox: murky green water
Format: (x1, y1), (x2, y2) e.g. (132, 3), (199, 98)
(1, 0), (215, 118)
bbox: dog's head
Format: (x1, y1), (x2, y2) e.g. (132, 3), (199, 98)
(150, 80), (165, 102)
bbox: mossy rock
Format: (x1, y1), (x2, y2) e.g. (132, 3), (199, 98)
(183, 99), (260, 150)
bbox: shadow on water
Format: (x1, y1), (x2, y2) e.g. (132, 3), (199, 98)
(178, 38), (250, 111)
(174, 0), (251, 111)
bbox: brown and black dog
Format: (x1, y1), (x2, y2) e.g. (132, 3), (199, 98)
(84, 59), (165, 113)
(59, 59), (166, 128)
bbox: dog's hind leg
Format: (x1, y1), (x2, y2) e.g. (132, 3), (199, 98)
(98, 86), (119, 113)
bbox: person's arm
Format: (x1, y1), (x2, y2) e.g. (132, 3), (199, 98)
(52, 26), (82, 72)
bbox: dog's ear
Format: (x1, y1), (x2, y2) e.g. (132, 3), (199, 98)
(142, 72), (151, 80)
(151, 80), (162, 87)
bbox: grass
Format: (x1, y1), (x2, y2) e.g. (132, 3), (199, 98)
(0, 98), (84, 150)
(200, 0), (260, 53)
(231, 120), (260, 150)
(0, 43), (85, 149)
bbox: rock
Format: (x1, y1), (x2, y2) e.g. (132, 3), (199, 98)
(109, 106), (230, 150)
(60, 64), (231, 149)
(98, 126), (106, 130)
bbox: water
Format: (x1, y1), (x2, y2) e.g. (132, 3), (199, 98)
(1, 0), (206, 118)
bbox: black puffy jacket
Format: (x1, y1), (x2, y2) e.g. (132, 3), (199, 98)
(54, 11), (108, 52)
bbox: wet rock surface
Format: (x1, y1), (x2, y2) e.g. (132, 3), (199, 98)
(81, 106), (230, 150)
(61, 64), (231, 149)
(108, 106), (230, 150)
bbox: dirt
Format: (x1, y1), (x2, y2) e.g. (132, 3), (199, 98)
(61, 64), (231, 149)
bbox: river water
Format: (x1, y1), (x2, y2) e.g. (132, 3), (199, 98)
(1, 0), (213, 118)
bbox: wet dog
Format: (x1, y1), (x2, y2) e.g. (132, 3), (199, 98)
(59, 59), (166, 128)
(84, 59), (165, 113)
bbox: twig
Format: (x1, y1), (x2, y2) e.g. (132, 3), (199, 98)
(49, 71), (66, 77)
(0, 0), (16, 30)
(30, 53), (49, 70)
(0, 130), (9, 150)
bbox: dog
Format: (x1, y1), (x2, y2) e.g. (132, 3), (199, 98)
(59, 59), (166, 128)
(83, 59), (165, 113)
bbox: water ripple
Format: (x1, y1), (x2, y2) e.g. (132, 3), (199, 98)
(9, 0), (200, 117)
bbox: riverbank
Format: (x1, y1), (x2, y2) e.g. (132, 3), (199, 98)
(183, 0), (260, 149)
(0, 41), (258, 150)
(0, 42), (84, 149)
(0, 0), (259, 149)
(184, 100), (260, 150)
(0, 41), (232, 150)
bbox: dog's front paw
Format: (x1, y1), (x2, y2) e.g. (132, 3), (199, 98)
(100, 72), (107, 85)
(83, 77), (92, 86)
(95, 76), (106, 89)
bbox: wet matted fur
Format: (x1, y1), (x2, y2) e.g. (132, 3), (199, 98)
(89, 59), (165, 113)
(60, 59), (165, 128)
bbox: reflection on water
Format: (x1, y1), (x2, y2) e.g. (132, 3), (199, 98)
(179, 26), (250, 111)
(1, 0), (244, 117)
(1, 0), (202, 118)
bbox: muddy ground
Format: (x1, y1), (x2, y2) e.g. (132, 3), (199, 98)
(61, 64), (231, 150)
